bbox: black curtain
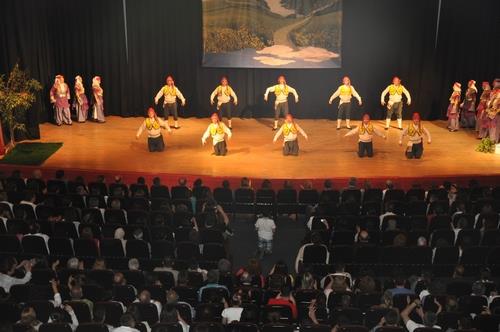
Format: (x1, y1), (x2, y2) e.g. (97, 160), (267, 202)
(0, 0), (498, 125)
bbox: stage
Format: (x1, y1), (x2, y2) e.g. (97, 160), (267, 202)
(1, 116), (500, 189)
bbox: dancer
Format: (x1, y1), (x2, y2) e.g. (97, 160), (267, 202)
(73, 75), (89, 123)
(202, 113), (232, 156)
(273, 114), (308, 156)
(447, 82), (461, 132)
(136, 108), (171, 152)
(50, 75), (72, 126)
(344, 113), (386, 158)
(399, 112), (431, 159)
(210, 76), (237, 129)
(328, 76), (362, 130)
(482, 79), (500, 142)
(460, 80), (477, 128)
(264, 75), (299, 130)
(476, 81), (491, 134)
(381, 77), (411, 130)
(154, 75), (186, 129)
(91, 76), (105, 123)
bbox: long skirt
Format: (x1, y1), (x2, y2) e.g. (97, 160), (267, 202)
(55, 106), (72, 125)
(76, 95), (89, 122)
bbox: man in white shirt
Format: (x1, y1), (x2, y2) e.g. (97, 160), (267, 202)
(273, 114), (308, 156)
(255, 210), (276, 257)
(400, 298), (441, 332)
(154, 75), (186, 129)
(0, 257), (32, 293)
(113, 313), (140, 332)
(136, 108), (172, 152)
(221, 294), (244, 324)
(264, 75), (299, 130)
(202, 113), (232, 156)
(329, 76), (362, 130)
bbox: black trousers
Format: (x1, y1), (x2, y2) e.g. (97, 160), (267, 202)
(405, 142), (423, 159)
(387, 102), (403, 119)
(275, 102), (289, 120)
(358, 141), (373, 158)
(283, 140), (299, 156)
(338, 102), (352, 120)
(214, 141), (227, 156)
(218, 102), (232, 119)
(163, 102), (178, 120)
(148, 135), (165, 152)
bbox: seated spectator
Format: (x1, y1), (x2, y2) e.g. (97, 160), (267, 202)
(134, 290), (162, 317)
(320, 264), (352, 289)
(24, 223), (50, 252)
(68, 278), (94, 316)
(67, 257), (83, 270)
(387, 277), (414, 296)
(370, 309), (400, 332)
(113, 272), (128, 286)
(49, 306), (79, 331)
(114, 227), (127, 254)
(268, 261), (294, 289)
(128, 258), (141, 271)
(159, 306), (189, 332)
(19, 190), (38, 210)
(393, 233), (408, 247)
(0, 257), (32, 293)
(151, 177), (169, 198)
(355, 275), (376, 294)
(198, 269), (229, 302)
(166, 290), (195, 320)
(379, 202), (397, 228)
(299, 272), (317, 290)
(93, 306), (114, 332)
(113, 313), (140, 332)
(92, 257), (107, 270)
(267, 286), (297, 320)
(221, 294), (243, 324)
(295, 232), (329, 273)
(187, 261), (208, 281)
(126, 305), (150, 332)
(240, 177), (252, 189)
(400, 298), (441, 332)
(235, 258), (265, 288)
(261, 179), (272, 189)
(222, 180), (231, 190)
(371, 290), (394, 309)
(154, 257), (179, 284)
(17, 307), (42, 331)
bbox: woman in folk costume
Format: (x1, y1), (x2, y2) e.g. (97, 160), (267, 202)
(380, 76), (412, 130)
(447, 82), (461, 132)
(329, 76), (362, 130)
(264, 75), (299, 131)
(202, 113), (232, 156)
(482, 79), (500, 142)
(91, 76), (105, 123)
(476, 81), (491, 134)
(154, 75), (186, 129)
(460, 80), (477, 128)
(344, 113), (386, 158)
(136, 107), (171, 152)
(273, 113), (308, 156)
(50, 75), (72, 126)
(73, 75), (89, 123)
(210, 76), (237, 129)
(399, 112), (431, 159)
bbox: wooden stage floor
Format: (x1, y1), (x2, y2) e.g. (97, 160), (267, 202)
(4, 116), (500, 187)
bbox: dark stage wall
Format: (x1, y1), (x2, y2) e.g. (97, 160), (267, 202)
(0, 0), (499, 128)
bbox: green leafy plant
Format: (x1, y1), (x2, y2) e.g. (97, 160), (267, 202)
(476, 137), (496, 153)
(0, 63), (42, 149)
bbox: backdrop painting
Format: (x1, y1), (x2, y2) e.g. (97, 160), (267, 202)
(202, 0), (342, 68)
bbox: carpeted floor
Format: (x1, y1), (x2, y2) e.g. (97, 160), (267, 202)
(229, 214), (307, 274)
(0, 142), (63, 166)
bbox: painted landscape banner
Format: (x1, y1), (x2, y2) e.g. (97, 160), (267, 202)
(202, 0), (342, 68)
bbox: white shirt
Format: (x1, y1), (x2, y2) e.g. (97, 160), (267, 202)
(202, 122), (232, 145)
(112, 327), (140, 332)
(210, 85), (238, 107)
(329, 84), (362, 105)
(155, 85), (186, 105)
(381, 84), (412, 105)
(136, 118), (170, 138)
(345, 123), (385, 143)
(0, 271), (32, 292)
(265, 84), (299, 105)
(400, 123), (431, 146)
(255, 217), (276, 240)
(273, 122), (307, 143)
(222, 307), (243, 323)
(405, 320), (440, 332)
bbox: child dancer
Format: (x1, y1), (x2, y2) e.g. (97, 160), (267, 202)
(329, 76), (362, 130)
(154, 75), (186, 129)
(273, 114), (308, 156)
(447, 82), (461, 132)
(50, 75), (72, 126)
(73, 75), (89, 123)
(91, 76), (105, 123)
(399, 112), (431, 159)
(381, 77), (411, 130)
(136, 107), (171, 152)
(202, 113), (232, 156)
(210, 76), (238, 129)
(344, 113), (386, 158)
(265, 75), (299, 130)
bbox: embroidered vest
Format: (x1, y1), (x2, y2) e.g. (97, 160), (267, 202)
(359, 123), (374, 135)
(408, 124), (423, 137)
(389, 84), (403, 95)
(163, 85), (177, 96)
(217, 85), (232, 97)
(340, 85), (352, 96)
(145, 118), (160, 130)
(210, 123), (224, 136)
(282, 123), (297, 136)
(274, 84), (289, 96)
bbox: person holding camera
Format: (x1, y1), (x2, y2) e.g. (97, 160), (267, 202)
(400, 297), (442, 332)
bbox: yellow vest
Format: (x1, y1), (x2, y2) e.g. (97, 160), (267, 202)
(274, 84), (289, 96)
(282, 123), (297, 136)
(389, 84), (404, 95)
(359, 123), (374, 135)
(162, 85), (177, 96)
(145, 118), (160, 130)
(217, 85), (233, 96)
(408, 124), (423, 137)
(340, 85), (352, 96)
(210, 123), (225, 136)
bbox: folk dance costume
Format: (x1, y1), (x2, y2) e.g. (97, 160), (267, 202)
(399, 113), (431, 159)
(460, 80), (477, 128)
(202, 113), (232, 156)
(344, 114), (385, 158)
(91, 76), (105, 123)
(210, 77), (237, 129)
(381, 77), (411, 130)
(73, 75), (89, 123)
(476, 82), (491, 134)
(273, 114), (308, 156)
(447, 82), (461, 132)
(154, 76), (186, 129)
(264, 76), (299, 130)
(136, 108), (171, 152)
(329, 76), (362, 130)
(50, 75), (72, 126)
(481, 79), (500, 143)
